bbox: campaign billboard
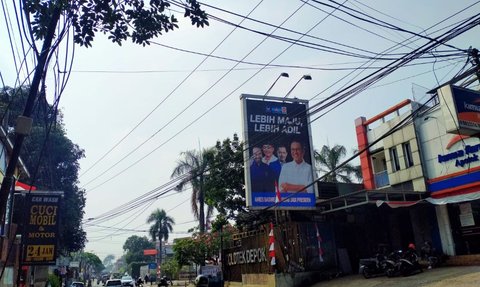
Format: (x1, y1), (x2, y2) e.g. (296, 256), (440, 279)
(241, 94), (317, 209)
(439, 85), (480, 136)
(22, 193), (62, 265)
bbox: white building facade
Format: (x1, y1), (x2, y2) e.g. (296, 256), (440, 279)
(355, 86), (480, 256)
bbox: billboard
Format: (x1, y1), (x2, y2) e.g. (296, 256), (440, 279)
(241, 94), (317, 209)
(439, 85), (480, 135)
(22, 193), (62, 265)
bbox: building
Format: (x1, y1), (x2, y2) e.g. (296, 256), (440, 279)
(353, 84), (480, 257)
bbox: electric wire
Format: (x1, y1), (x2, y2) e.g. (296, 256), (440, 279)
(81, 0), (314, 191)
(79, 0), (266, 179)
(80, 14), (478, 228)
(79, 2), (476, 199)
(82, 0), (352, 225)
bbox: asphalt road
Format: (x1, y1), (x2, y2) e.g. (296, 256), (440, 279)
(312, 266), (480, 287)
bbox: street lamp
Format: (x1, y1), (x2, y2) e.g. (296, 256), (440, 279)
(284, 74), (312, 98)
(264, 72), (289, 96)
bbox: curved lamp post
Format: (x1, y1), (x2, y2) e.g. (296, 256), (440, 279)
(284, 74), (312, 98)
(264, 72), (289, 96)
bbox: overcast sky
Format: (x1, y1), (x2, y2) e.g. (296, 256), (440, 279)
(1, 0), (479, 261)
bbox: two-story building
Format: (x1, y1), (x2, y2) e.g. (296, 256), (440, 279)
(351, 85), (480, 257)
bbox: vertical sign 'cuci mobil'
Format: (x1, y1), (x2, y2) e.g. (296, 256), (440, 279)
(23, 193), (62, 265)
(241, 94), (317, 209)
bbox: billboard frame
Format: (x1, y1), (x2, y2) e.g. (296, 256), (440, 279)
(240, 94), (318, 210)
(18, 191), (63, 266)
(439, 85), (480, 136)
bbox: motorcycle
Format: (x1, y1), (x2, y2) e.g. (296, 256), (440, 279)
(421, 241), (443, 269)
(157, 277), (170, 287)
(400, 248), (422, 276)
(359, 253), (389, 279)
(385, 248), (422, 277)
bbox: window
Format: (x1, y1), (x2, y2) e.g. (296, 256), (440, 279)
(390, 147), (400, 172)
(403, 142), (414, 168)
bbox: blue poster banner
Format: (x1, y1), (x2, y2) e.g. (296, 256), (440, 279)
(242, 96), (317, 209)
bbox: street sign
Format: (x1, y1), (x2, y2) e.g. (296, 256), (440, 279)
(148, 263), (157, 269)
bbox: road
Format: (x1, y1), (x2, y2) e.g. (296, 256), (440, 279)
(312, 266), (480, 287)
(90, 266), (480, 287)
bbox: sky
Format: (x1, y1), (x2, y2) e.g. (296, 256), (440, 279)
(1, 0), (480, 261)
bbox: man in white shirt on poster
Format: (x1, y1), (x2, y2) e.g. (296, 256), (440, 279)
(278, 140), (314, 193)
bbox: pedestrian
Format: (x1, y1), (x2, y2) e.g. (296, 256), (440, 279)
(144, 274), (149, 286)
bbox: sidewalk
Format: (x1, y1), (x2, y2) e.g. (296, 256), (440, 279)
(311, 266), (480, 287)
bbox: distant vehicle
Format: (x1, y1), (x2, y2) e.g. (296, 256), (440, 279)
(105, 279), (123, 287)
(157, 276), (171, 287)
(194, 275), (209, 287)
(70, 282), (85, 287)
(121, 276), (135, 287)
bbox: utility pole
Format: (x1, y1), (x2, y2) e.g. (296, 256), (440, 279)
(470, 48), (480, 83)
(0, 7), (62, 222)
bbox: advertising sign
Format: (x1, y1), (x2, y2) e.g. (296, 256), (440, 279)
(241, 95), (317, 209)
(439, 85), (480, 135)
(23, 193), (61, 265)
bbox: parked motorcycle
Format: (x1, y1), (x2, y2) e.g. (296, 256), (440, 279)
(359, 253), (389, 279)
(399, 245), (423, 276)
(421, 241), (443, 269)
(385, 244), (422, 277)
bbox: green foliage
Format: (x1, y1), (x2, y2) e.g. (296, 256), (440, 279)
(0, 86), (86, 253)
(315, 144), (361, 183)
(24, 0), (209, 47)
(146, 208), (174, 267)
(83, 252), (105, 274)
(173, 237), (204, 267)
(171, 149), (214, 233)
(146, 209), (174, 242)
(71, 252), (105, 275)
(103, 254), (115, 273)
(48, 274), (61, 287)
(204, 134), (250, 226)
(161, 259), (180, 279)
(173, 231), (227, 267)
(122, 235), (155, 266)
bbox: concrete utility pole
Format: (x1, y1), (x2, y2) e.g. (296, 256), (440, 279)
(0, 7), (61, 222)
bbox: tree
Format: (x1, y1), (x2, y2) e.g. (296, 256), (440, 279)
(171, 149), (214, 234)
(314, 144), (359, 183)
(161, 259), (180, 280)
(72, 251), (104, 277)
(204, 135), (247, 221)
(146, 209), (174, 266)
(26, 0), (209, 47)
(103, 254), (116, 273)
(0, 0), (209, 225)
(0, 86), (86, 253)
(123, 235), (155, 266)
(173, 227), (235, 268)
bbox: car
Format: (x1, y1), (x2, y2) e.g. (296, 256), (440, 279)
(70, 282), (85, 287)
(120, 276), (135, 287)
(105, 279), (123, 287)
(194, 275), (209, 287)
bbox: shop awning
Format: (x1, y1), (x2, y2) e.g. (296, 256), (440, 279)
(14, 181), (36, 191)
(316, 189), (427, 214)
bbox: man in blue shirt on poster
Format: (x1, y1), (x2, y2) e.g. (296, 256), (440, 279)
(250, 146), (275, 192)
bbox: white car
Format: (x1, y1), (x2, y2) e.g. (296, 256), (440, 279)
(120, 276), (135, 287)
(105, 279), (123, 287)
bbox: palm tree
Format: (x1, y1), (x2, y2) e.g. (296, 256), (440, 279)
(147, 209), (175, 266)
(315, 144), (360, 183)
(171, 149), (214, 234)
